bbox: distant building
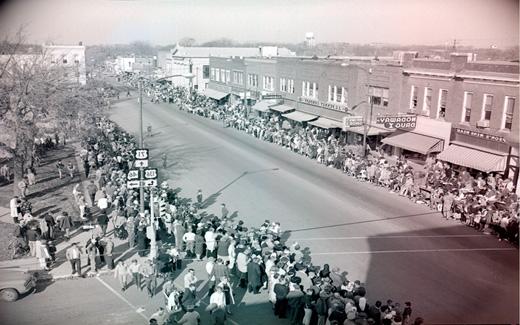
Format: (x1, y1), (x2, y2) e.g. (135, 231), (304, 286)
(42, 43), (87, 84)
(305, 32), (315, 47)
(115, 56), (135, 73)
(163, 44), (295, 91)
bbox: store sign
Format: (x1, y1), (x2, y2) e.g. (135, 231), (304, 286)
(376, 115), (417, 129)
(298, 97), (347, 112)
(455, 128), (507, 143)
(262, 94), (282, 99)
(343, 116), (364, 127)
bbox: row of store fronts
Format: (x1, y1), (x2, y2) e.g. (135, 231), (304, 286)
(197, 52), (519, 193)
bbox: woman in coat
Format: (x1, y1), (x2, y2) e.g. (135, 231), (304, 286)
(194, 230), (205, 260)
(136, 226), (148, 257)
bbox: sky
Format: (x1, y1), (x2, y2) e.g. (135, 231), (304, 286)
(0, 0), (518, 48)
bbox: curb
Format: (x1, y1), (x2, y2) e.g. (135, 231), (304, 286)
(37, 268), (114, 282)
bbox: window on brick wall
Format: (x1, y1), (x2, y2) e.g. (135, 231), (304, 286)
(302, 81), (318, 98)
(328, 85), (347, 104)
(248, 73), (258, 87)
(369, 86), (388, 107)
(288, 79), (294, 93)
(462, 92), (473, 122)
(215, 68), (220, 82)
(410, 86), (418, 111)
(422, 87), (432, 116)
(483, 94), (493, 120)
(438, 89), (448, 118)
(210, 68), (215, 80)
(503, 97), (515, 130)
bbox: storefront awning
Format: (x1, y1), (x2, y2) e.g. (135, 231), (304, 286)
(202, 88), (229, 100)
(436, 144), (507, 173)
(252, 101), (274, 112)
(345, 125), (393, 136)
(282, 111), (318, 123)
(269, 104), (294, 113)
(308, 117), (343, 129)
(381, 132), (443, 155)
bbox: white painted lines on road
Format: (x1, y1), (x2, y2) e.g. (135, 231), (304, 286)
(290, 234), (489, 241)
(95, 276), (149, 321)
(310, 247), (517, 256)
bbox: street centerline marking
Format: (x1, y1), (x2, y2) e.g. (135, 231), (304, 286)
(290, 234), (490, 241)
(310, 247), (516, 255)
(96, 276), (149, 321)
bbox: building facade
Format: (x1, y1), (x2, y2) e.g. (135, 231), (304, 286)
(42, 44), (87, 85)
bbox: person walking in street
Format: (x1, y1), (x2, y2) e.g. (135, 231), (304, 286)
(161, 153), (167, 168)
(114, 261), (129, 291)
(27, 168), (36, 186)
(36, 239), (51, 270)
(204, 227), (217, 258)
(247, 256), (262, 294)
(141, 259), (156, 297)
(129, 259), (142, 290)
(65, 242), (83, 276)
(10, 196), (20, 224)
(183, 227), (196, 258)
(87, 238), (100, 273)
(220, 203), (229, 219)
(56, 160), (65, 179)
(196, 189), (203, 207)
(57, 212), (73, 240)
(87, 180), (98, 207)
(26, 226), (40, 257)
(18, 177), (28, 198)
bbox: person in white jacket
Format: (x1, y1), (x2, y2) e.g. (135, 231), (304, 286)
(204, 228), (217, 258)
(114, 261), (129, 291)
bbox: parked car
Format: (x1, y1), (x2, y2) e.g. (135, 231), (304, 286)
(0, 269), (38, 302)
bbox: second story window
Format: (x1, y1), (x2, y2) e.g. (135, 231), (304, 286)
(215, 68), (220, 82)
(437, 89), (448, 118)
(210, 68), (215, 80)
(248, 74), (258, 87)
(328, 85), (347, 104)
(203, 65), (210, 79)
(503, 97), (515, 130)
(410, 86), (418, 111)
(369, 86), (388, 107)
(422, 87), (432, 116)
(302, 81), (318, 98)
(483, 94), (493, 121)
(263, 76), (274, 91)
(462, 92), (473, 122)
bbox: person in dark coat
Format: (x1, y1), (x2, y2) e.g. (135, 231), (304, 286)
(181, 284), (197, 310)
(136, 226), (148, 257)
(274, 278), (289, 318)
(246, 257), (262, 294)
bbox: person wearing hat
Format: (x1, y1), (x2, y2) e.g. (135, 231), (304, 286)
(273, 277), (290, 318)
(36, 239), (51, 270)
(247, 255), (262, 294)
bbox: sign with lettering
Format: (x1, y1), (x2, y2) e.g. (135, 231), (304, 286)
(127, 169), (140, 180)
(126, 180), (141, 189)
(298, 97), (347, 112)
(376, 115), (417, 129)
(143, 179), (158, 187)
(144, 168), (158, 179)
(343, 116), (364, 127)
(134, 149), (149, 160)
(454, 128), (507, 143)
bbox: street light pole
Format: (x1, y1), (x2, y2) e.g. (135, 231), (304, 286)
(362, 97), (374, 158)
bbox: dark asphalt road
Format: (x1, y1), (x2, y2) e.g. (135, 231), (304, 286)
(108, 98), (518, 324)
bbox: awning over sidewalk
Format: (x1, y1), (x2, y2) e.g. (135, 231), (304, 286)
(269, 104), (294, 113)
(202, 88), (229, 100)
(436, 144), (507, 172)
(252, 100), (274, 112)
(345, 125), (393, 136)
(282, 111), (318, 123)
(382, 132), (443, 155)
(308, 117), (343, 129)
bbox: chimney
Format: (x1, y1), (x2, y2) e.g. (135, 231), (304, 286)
(450, 53), (468, 72)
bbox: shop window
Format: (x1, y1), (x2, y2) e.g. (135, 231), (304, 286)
(462, 92), (472, 122)
(483, 94), (493, 121)
(503, 97), (515, 130)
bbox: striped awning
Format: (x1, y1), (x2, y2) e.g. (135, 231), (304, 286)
(436, 144), (507, 172)
(202, 88), (229, 100)
(282, 111), (318, 123)
(308, 117), (344, 129)
(269, 104), (294, 113)
(382, 132), (443, 155)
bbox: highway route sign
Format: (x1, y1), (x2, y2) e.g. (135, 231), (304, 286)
(144, 168), (158, 179)
(127, 169), (140, 180)
(134, 149), (149, 159)
(134, 159), (148, 168)
(126, 180), (141, 189)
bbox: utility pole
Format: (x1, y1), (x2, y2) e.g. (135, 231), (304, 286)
(138, 79), (145, 214)
(149, 190), (157, 259)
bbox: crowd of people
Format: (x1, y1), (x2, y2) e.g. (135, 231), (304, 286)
(123, 74), (519, 248)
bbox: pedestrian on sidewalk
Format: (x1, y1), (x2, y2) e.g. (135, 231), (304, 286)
(56, 160), (65, 179)
(97, 210), (109, 237)
(87, 180), (98, 207)
(103, 236), (114, 269)
(141, 259), (156, 297)
(10, 196), (20, 224)
(66, 242), (83, 276)
(57, 212), (73, 240)
(18, 177), (28, 198)
(126, 216), (136, 248)
(114, 261), (129, 291)
(86, 238), (100, 273)
(128, 259), (142, 290)
(26, 226), (40, 257)
(196, 189), (203, 207)
(36, 239), (51, 271)
(27, 168), (36, 185)
(67, 162), (75, 179)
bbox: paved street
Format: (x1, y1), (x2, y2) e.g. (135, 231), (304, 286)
(108, 97), (518, 324)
